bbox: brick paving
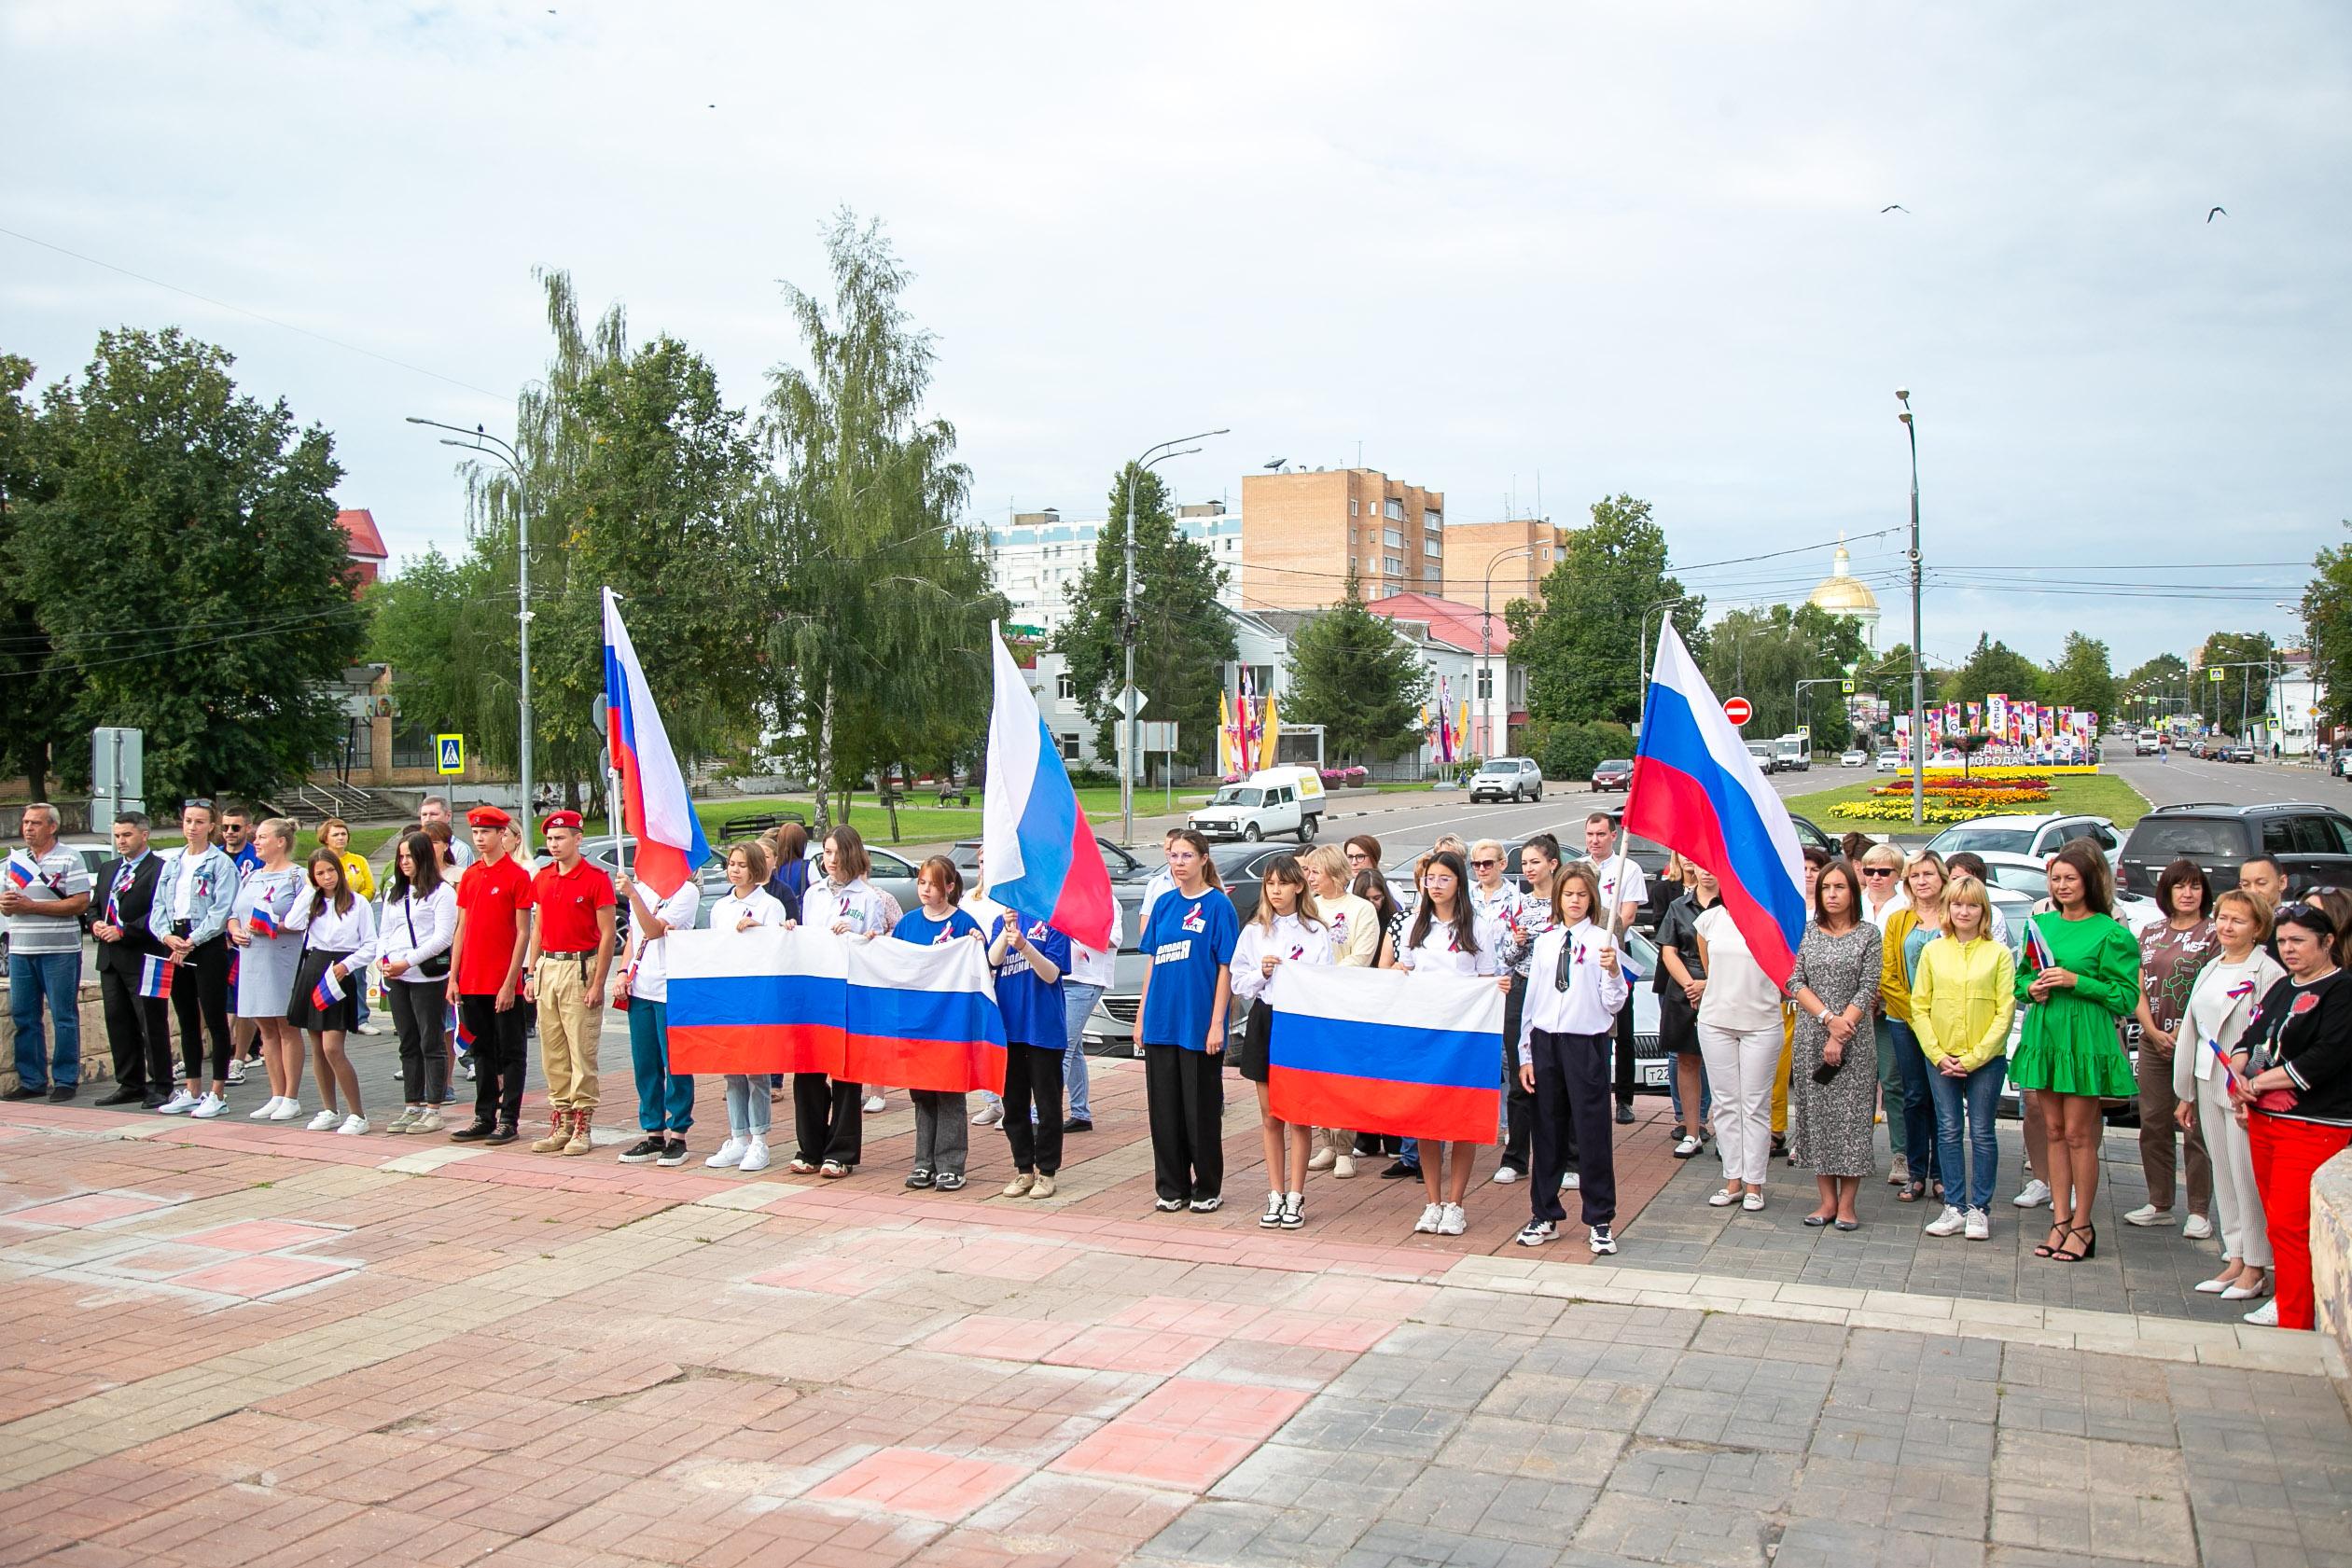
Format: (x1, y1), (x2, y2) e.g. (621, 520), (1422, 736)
(3, 1023), (2349, 1566)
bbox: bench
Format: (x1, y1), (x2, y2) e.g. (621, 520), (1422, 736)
(720, 810), (804, 838)
(935, 785), (972, 806)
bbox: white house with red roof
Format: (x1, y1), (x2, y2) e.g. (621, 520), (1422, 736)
(336, 508), (388, 587)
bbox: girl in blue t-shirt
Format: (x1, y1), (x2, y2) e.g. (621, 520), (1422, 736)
(989, 893), (1071, 1200)
(894, 855), (984, 1191)
(1136, 829), (1241, 1213)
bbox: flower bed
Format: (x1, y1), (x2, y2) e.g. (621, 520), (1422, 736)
(1892, 764), (2099, 780)
(1318, 766), (1370, 787)
(1830, 798), (1999, 824)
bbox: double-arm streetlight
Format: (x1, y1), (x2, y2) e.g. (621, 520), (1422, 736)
(1793, 676), (1845, 749)
(1121, 428), (1228, 844)
(407, 416), (536, 850)
(1481, 546), (1536, 757)
(1898, 390), (1925, 826)
(1637, 595), (1702, 707)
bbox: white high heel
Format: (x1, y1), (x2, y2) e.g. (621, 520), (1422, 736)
(2221, 1275), (2272, 1302)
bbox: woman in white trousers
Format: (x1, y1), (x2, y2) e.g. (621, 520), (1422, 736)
(1692, 872), (1784, 1211)
(2176, 889), (2286, 1301)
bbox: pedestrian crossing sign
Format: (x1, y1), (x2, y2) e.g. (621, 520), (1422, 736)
(435, 734), (465, 775)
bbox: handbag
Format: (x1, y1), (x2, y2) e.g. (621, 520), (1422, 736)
(402, 895), (452, 979)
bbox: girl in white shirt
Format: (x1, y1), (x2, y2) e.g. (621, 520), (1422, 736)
(1231, 854), (1336, 1231)
(377, 832), (459, 1133)
(1515, 863), (1629, 1253)
(706, 842), (789, 1174)
(793, 826), (895, 1177)
(284, 848), (380, 1134)
(1302, 845), (1379, 1178)
(1381, 849), (1508, 1237)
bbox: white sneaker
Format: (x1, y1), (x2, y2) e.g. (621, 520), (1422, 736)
(249, 1096), (282, 1120)
(1588, 1225), (1618, 1256)
(970, 1103), (1003, 1127)
(1437, 1202), (1467, 1236)
(2184, 1214), (2214, 1241)
(1887, 1155), (1910, 1185)
(2244, 1299), (2279, 1327)
(2122, 1203), (2175, 1228)
(336, 1115), (368, 1136)
(1514, 1220), (1557, 1246)
(705, 1136), (747, 1170)
(1260, 1192), (1287, 1228)
(1492, 1166), (1521, 1185)
(1964, 1208), (1991, 1242)
(740, 1138), (771, 1173)
(307, 1109), (341, 1131)
(1413, 1202), (1444, 1234)
(1563, 1173), (1580, 1190)
(355, 1022), (383, 1036)
(190, 1092), (227, 1118)
(2011, 1179), (2052, 1209)
(862, 1093), (885, 1114)
(1924, 1204), (1966, 1237)
(1307, 1147), (1336, 1173)
(269, 1099), (303, 1121)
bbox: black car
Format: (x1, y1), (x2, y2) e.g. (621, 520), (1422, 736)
(2117, 801), (2352, 899)
(1591, 759), (1634, 793)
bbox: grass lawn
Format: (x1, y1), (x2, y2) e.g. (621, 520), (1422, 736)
(1783, 770), (2154, 832)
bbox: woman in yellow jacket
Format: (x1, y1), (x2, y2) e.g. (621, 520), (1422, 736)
(1880, 852), (1950, 1203)
(1909, 875), (2016, 1241)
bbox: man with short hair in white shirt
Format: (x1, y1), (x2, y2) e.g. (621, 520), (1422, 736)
(1580, 812), (1648, 1123)
(419, 796), (475, 868)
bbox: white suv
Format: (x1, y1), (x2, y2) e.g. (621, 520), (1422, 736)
(1467, 757), (1544, 803)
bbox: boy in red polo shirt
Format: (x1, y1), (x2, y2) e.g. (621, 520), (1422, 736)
(447, 806), (535, 1144)
(522, 811), (616, 1156)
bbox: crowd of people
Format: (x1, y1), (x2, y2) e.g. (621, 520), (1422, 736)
(6, 798), (2348, 1332)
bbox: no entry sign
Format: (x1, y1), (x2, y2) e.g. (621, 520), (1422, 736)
(1724, 698), (1753, 727)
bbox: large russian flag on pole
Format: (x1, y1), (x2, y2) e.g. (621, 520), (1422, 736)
(981, 625), (1117, 952)
(1625, 621), (1807, 986)
(1264, 965), (1504, 1145)
(603, 588), (711, 898)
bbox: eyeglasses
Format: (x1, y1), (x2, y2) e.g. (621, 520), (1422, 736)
(1471, 859), (1500, 869)
(182, 798), (214, 811)
(1863, 867), (1894, 877)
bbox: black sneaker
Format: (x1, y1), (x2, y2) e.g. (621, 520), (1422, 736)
(1380, 1160), (1421, 1180)
(616, 1135), (666, 1164)
(1063, 1117), (1092, 1133)
(656, 1138), (689, 1167)
(935, 1172), (967, 1191)
(485, 1121), (519, 1145)
(1614, 1103), (1636, 1125)
(48, 1085), (77, 1103)
(906, 1167), (936, 1189)
(449, 1119), (495, 1141)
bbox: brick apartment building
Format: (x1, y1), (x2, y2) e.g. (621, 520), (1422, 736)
(1238, 468), (1444, 611)
(1440, 516), (1571, 608)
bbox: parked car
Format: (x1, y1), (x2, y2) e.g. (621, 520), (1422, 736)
(1079, 841), (1296, 1051)
(1590, 758), (1633, 793)
(953, 836), (1154, 887)
(2116, 800), (2352, 900)
(2226, 742), (2259, 764)
(1468, 756), (1545, 804)
(1875, 750), (1900, 772)
(1839, 749), (1869, 768)
(1923, 813), (2123, 872)
(1967, 850), (2161, 936)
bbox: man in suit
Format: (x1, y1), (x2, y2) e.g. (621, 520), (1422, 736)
(90, 811), (172, 1107)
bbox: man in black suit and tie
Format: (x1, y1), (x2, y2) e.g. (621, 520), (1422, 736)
(91, 811), (172, 1107)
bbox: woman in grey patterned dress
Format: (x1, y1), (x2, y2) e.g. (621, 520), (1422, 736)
(1788, 859), (1885, 1228)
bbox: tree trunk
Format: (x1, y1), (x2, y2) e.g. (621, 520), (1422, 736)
(813, 673), (835, 837)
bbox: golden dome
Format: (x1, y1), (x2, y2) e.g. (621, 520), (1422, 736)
(1809, 538), (1879, 613)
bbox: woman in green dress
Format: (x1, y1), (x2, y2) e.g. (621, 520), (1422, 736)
(2011, 840), (2141, 1263)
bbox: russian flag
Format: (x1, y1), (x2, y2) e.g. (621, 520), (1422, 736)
(138, 954), (175, 1000)
(845, 932), (1008, 1095)
(312, 967), (345, 1011)
(603, 587), (712, 899)
(454, 1016), (473, 1055)
(1625, 621), (1808, 987)
(663, 925), (849, 1076)
(3, 855), (31, 890)
(1264, 964), (1504, 1145)
(247, 903), (283, 940)
(980, 625), (1116, 952)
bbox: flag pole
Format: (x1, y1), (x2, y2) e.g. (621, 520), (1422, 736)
(604, 588), (630, 879)
(1606, 656), (1663, 952)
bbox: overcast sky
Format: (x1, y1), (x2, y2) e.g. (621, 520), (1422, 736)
(7, 2), (2346, 680)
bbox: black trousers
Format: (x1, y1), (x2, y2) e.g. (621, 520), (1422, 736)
(168, 938), (233, 1084)
(1145, 1044), (1224, 1202)
(1003, 1042), (1066, 1174)
(389, 982), (448, 1104)
(460, 993), (529, 1125)
(793, 1074), (862, 1165)
(99, 964), (171, 1096)
(1530, 1028), (1617, 1227)
(1612, 996), (1637, 1107)
(1500, 976), (1545, 1170)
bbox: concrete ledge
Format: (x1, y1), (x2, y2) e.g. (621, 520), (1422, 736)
(0, 977), (112, 1094)
(2311, 1146), (2352, 1386)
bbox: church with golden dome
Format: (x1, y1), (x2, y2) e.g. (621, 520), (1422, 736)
(1807, 534), (1880, 649)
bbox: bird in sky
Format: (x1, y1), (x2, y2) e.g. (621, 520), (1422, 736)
(2207, 206), (2227, 222)
(1881, 204), (1909, 214)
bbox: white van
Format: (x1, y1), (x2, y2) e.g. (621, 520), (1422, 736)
(1188, 766), (1328, 843)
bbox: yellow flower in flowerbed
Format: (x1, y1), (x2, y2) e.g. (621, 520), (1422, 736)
(1869, 784), (2051, 808)
(1830, 798), (1988, 824)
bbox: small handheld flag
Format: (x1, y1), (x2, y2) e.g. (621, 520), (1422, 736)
(311, 967), (345, 1011)
(455, 1017), (475, 1056)
(247, 904), (283, 940)
(2022, 915), (2055, 974)
(137, 955), (175, 1000)
(3, 857), (31, 891)
(2202, 980), (2260, 1092)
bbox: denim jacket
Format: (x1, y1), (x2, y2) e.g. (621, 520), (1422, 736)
(147, 844), (238, 947)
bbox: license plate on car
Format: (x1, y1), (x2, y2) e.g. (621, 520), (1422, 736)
(1639, 1061), (1669, 1088)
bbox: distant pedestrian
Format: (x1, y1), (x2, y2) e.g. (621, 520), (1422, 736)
(447, 806), (535, 1145)
(378, 831), (456, 1133)
(91, 812), (172, 1108)
(522, 811), (617, 1158)
(1137, 829), (1239, 1213)
(230, 820), (308, 1122)
(4, 803), (92, 1103)
(1789, 858), (1885, 1229)
(703, 841), (786, 1174)
(895, 855), (983, 1192)
(284, 847), (377, 1133)
(148, 801), (238, 1116)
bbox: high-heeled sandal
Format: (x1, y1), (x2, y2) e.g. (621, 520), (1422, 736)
(2051, 1222), (2096, 1263)
(2033, 1219), (2070, 1258)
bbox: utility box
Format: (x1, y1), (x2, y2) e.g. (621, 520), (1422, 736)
(91, 727), (145, 824)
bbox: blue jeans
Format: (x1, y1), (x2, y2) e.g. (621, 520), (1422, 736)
(1669, 1055), (1713, 1128)
(1886, 1019), (1941, 1188)
(1062, 981), (1103, 1121)
(628, 996), (694, 1132)
(1928, 1056), (2006, 1212)
(1399, 1137), (1420, 1168)
(724, 1074), (771, 1138)
(9, 951), (82, 1089)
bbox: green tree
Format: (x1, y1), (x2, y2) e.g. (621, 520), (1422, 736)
(1282, 572), (1431, 764)
(1866, 644), (1939, 711)
(0, 353), (75, 798)
(2042, 631), (2117, 723)
(363, 548), (492, 758)
(1507, 493), (1700, 727)
(2194, 630), (2278, 737)
(2304, 523), (2352, 734)
(10, 328), (363, 801)
(1696, 602), (1868, 747)
(1055, 461), (1236, 770)
(2122, 651), (2189, 729)
(764, 211), (994, 833)
(1952, 633), (2044, 708)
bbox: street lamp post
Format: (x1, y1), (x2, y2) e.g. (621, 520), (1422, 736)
(1898, 391), (1925, 828)
(1637, 595), (1700, 715)
(1120, 428), (1228, 845)
(408, 416), (536, 850)
(1481, 546), (1536, 758)
(1793, 676), (1844, 751)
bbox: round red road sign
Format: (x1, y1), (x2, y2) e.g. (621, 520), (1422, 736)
(1724, 697), (1753, 727)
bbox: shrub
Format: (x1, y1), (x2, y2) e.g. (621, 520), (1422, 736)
(1542, 721), (1635, 782)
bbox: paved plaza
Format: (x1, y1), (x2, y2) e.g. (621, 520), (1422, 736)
(3, 1027), (2349, 1567)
